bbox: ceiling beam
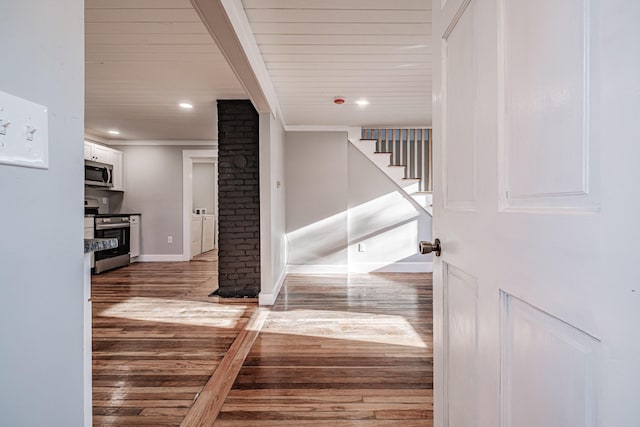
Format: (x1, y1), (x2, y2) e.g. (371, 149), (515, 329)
(190, 0), (281, 118)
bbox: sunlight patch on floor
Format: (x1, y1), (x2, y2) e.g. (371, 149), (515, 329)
(264, 309), (428, 349)
(97, 296), (247, 329)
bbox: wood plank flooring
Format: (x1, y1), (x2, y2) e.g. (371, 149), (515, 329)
(92, 259), (433, 426)
(91, 251), (257, 427)
(215, 273), (433, 426)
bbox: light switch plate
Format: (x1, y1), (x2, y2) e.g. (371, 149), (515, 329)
(0, 90), (49, 169)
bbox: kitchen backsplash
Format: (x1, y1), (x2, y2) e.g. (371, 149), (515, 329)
(84, 187), (119, 214)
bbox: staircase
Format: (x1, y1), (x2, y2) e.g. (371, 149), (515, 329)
(350, 128), (433, 215)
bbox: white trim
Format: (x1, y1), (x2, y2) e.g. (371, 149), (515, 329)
(84, 134), (109, 145)
(258, 267), (286, 306)
(182, 155), (193, 262)
(183, 149), (219, 158)
(137, 254), (185, 262)
(287, 125), (433, 133)
(221, 0), (283, 119)
(83, 253), (93, 427)
(108, 140), (217, 146)
(348, 262), (433, 273)
(285, 125), (351, 132)
(183, 149), (218, 262)
(286, 263), (433, 274)
(286, 264), (349, 275)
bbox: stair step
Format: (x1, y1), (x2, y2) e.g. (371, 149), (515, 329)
(358, 139), (377, 155)
(353, 138), (430, 215)
(371, 152), (393, 169)
(386, 165), (407, 181)
(411, 192), (433, 207)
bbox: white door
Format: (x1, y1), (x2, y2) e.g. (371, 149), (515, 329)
(432, 1), (640, 426)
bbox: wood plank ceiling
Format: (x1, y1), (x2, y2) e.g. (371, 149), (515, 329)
(85, 0), (247, 140)
(85, 0), (433, 140)
(241, 0), (432, 127)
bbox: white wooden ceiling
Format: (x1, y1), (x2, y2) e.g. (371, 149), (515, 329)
(85, 0), (246, 140)
(241, 0), (432, 127)
(85, 0), (432, 140)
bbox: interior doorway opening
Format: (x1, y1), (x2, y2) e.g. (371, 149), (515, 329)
(182, 149), (219, 294)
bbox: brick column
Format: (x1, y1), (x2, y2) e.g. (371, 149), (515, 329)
(217, 100), (260, 297)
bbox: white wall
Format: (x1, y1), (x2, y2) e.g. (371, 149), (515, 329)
(192, 162), (216, 213)
(259, 113), (288, 304)
(116, 144), (215, 257)
(347, 143), (432, 272)
(284, 132), (432, 273)
(285, 131), (349, 269)
(0, 0), (85, 425)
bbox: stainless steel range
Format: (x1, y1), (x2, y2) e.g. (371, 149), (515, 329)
(93, 215), (130, 274)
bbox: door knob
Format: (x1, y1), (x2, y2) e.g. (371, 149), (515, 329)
(419, 238), (441, 256)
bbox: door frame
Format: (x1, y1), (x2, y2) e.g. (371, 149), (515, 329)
(182, 149), (218, 261)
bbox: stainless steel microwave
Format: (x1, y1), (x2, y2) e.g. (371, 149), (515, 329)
(85, 160), (113, 187)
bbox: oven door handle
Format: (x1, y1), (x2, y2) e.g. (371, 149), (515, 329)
(96, 223), (130, 230)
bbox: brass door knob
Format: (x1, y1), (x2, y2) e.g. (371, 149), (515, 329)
(419, 238), (441, 256)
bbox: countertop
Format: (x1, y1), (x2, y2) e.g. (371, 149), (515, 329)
(93, 213), (142, 217)
(84, 238), (118, 253)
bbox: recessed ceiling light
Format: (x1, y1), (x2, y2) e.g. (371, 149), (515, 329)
(356, 99), (370, 106)
(108, 130), (120, 135)
(179, 102), (193, 109)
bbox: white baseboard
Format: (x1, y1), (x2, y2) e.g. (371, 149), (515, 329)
(286, 264), (348, 275)
(348, 262), (433, 273)
(136, 254), (185, 262)
(259, 267), (287, 306)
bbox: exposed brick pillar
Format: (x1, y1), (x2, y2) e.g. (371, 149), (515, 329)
(217, 100), (260, 297)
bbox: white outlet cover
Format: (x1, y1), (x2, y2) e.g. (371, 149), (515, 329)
(0, 90), (49, 169)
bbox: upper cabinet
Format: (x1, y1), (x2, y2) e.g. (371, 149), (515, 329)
(84, 141), (111, 163)
(84, 141), (125, 191)
(109, 149), (124, 192)
(83, 142), (92, 161)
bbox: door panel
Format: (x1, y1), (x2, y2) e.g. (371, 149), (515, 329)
(432, 0), (640, 426)
(500, 293), (599, 427)
(443, 0), (478, 211)
(499, 0), (599, 210)
(444, 263), (478, 427)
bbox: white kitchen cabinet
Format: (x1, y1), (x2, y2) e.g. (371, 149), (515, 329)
(93, 144), (111, 164)
(84, 141), (125, 192)
(202, 214), (216, 252)
(110, 150), (124, 191)
(83, 142), (92, 161)
(191, 215), (203, 258)
(85, 142), (111, 163)
(129, 215), (140, 259)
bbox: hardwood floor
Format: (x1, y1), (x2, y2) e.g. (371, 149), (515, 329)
(215, 273), (433, 426)
(92, 260), (433, 426)
(91, 251), (257, 427)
